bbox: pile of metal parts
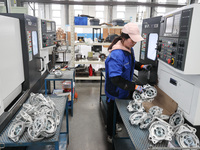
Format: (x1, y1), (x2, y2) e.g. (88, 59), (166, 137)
(132, 84), (157, 102)
(128, 105), (200, 148)
(8, 93), (60, 142)
(127, 85), (200, 148)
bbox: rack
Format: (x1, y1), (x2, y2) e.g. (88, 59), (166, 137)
(70, 13), (123, 80)
(45, 70), (75, 116)
(0, 96), (69, 150)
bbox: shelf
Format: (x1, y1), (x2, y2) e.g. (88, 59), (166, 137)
(73, 25), (123, 29)
(74, 42), (110, 46)
(75, 59), (105, 64)
(27, 133), (68, 150)
(75, 76), (105, 80)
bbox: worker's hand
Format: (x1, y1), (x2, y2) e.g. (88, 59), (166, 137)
(142, 64), (152, 71)
(135, 85), (144, 93)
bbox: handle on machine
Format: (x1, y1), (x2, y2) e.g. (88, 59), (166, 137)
(37, 57), (45, 72)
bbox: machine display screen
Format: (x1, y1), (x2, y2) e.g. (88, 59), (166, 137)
(147, 33), (158, 61)
(46, 22), (52, 32)
(32, 31), (38, 55)
(165, 16), (174, 33)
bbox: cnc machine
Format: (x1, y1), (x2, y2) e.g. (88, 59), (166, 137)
(157, 4), (200, 131)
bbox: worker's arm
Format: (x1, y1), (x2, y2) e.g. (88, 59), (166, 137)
(111, 76), (135, 91)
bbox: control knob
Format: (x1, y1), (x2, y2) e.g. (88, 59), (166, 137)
(171, 51), (175, 55)
(172, 43), (177, 47)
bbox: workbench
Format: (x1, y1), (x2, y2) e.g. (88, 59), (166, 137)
(0, 96), (69, 150)
(45, 69), (75, 116)
(113, 99), (168, 150)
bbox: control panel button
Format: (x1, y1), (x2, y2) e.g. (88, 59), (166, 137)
(168, 59), (172, 64)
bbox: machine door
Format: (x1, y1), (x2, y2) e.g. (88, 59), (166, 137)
(25, 15), (42, 89)
(138, 16), (161, 85)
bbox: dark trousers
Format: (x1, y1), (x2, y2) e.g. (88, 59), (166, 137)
(106, 100), (120, 137)
(106, 94), (133, 137)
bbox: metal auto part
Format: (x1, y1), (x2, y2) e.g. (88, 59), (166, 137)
(159, 115), (170, 120)
(129, 112), (147, 125)
(41, 115), (57, 138)
(132, 84), (157, 102)
(27, 125), (44, 142)
(149, 120), (174, 144)
(29, 93), (47, 106)
(127, 100), (145, 112)
(140, 114), (155, 129)
(33, 115), (47, 136)
(132, 91), (142, 101)
(8, 121), (25, 142)
(169, 110), (184, 130)
(149, 106), (163, 117)
(54, 70), (63, 78)
(15, 111), (33, 127)
(175, 124), (200, 148)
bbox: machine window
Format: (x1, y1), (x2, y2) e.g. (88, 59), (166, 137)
(147, 33), (158, 61)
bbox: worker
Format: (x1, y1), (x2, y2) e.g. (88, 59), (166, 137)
(105, 22), (152, 143)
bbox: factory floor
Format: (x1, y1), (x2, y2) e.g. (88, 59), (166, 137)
(64, 81), (112, 150)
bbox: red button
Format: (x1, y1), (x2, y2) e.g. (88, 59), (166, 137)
(168, 59), (171, 64)
(157, 54), (160, 58)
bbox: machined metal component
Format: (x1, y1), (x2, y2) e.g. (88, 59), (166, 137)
(149, 106), (163, 117)
(15, 111), (33, 127)
(159, 115), (170, 120)
(41, 115), (57, 138)
(27, 125), (44, 142)
(149, 120), (174, 144)
(169, 110), (184, 130)
(127, 100), (145, 112)
(140, 113), (155, 129)
(132, 84), (157, 102)
(175, 124), (200, 148)
(33, 115), (47, 136)
(54, 70), (63, 78)
(129, 112), (147, 125)
(29, 93), (47, 106)
(8, 121), (26, 142)
(132, 91), (142, 101)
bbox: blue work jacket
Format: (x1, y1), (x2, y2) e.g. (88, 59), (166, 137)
(105, 48), (135, 101)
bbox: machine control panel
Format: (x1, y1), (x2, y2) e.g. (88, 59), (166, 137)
(157, 38), (186, 70)
(41, 20), (56, 48)
(157, 7), (192, 72)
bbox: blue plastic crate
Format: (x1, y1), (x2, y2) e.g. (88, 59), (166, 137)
(74, 17), (88, 25)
